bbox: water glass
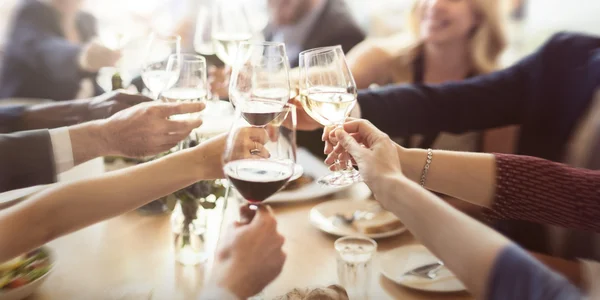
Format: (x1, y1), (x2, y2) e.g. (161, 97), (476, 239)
(335, 236), (377, 299)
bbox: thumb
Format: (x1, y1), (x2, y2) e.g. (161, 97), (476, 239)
(336, 130), (363, 156)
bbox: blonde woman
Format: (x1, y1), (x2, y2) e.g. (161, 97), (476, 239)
(347, 0), (507, 152)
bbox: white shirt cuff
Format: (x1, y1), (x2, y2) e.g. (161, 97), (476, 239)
(198, 286), (239, 300)
(49, 127), (75, 174)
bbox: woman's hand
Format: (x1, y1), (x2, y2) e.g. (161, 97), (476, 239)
(324, 119), (403, 199)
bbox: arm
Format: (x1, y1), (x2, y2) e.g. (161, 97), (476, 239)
(332, 121), (583, 299)
(0, 130), (56, 192)
(0, 102), (204, 192)
(354, 51), (536, 137)
(11, 2), (89, 83)
(346, 40), (395, 89)
(0, 134), (227, 262)
(397, 148), (600, 233)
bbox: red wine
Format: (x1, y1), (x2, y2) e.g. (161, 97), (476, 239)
(225, 159), (293, 203)
(241, 100), (284, 126)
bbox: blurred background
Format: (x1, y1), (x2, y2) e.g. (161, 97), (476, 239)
(2, 0), (600, 69)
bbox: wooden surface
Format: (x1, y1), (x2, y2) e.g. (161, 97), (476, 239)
(27, 183), (473, 300)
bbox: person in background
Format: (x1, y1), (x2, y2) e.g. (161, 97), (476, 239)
(0, 101), (205, 192)
(210, 0), (365, 158)
(0, 131), (285, 300)
(347, 0), (508, 152)
(325, 119), (598, 299)
(0, 0), (119, 101)
(296, 32), (600, 272)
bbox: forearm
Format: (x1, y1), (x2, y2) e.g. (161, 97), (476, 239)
(0, 146), (209, 262)
(398, 147), (496, 207)
(19, 99), (91, 131)
(374, 175), (510, 299)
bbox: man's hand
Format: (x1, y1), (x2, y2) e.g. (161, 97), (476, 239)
(208, 206), (286, 299)
(69, 102), (206, 165)
(82, 90), (152, 121)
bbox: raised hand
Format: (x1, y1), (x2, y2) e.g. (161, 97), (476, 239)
(208, 206), (286, 299)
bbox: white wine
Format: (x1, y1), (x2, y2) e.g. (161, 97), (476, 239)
(142, 70), (178, 96)
(212, 33), (252, 65)
(301, 92), (356, 126)
(161, 87), (208, 120)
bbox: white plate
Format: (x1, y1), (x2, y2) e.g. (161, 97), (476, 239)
(309, 199), (407, 239)
(380, 244), (466, 293)
(0, 247), (54, 300)
(0, 185), (48, 210)
(266, 148), (356, 203)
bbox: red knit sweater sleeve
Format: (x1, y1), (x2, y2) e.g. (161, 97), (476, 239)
(483, 153), (600, 233)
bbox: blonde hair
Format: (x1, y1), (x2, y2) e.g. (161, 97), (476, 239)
(390, 0), (506, 83)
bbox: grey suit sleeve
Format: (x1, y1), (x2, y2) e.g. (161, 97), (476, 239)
(0, 129), (57, 192)
(0, 105), (26, 133)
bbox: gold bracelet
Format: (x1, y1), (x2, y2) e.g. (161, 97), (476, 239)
(420, 148), (433, 187)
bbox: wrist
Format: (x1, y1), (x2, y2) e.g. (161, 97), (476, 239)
(68, 120), (110, 164)
(399, 148), (426, 183)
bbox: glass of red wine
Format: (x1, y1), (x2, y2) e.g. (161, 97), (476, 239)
(223, 102), (296, 211)
(228, 41), (290, 122)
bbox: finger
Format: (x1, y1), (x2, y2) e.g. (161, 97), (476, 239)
(336, 130), (365, 156)
(321, 125), (335, 141)
(166, 118), (204, 133)
(239, 204), (256, 224)
(152, 102), (206, 117)
(250, 205), (275, 227)
(112, 91), (153, 105)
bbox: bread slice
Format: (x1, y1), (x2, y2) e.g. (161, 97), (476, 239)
(352, 211), (403, 234)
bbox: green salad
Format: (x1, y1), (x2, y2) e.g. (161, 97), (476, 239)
(0, 248), (51, 291)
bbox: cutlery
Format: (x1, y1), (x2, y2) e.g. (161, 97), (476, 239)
(402, 261), (445, 279)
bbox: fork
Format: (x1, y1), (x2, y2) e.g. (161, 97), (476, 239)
(402, 261), (445, 279)
(334, 204), (383, 225)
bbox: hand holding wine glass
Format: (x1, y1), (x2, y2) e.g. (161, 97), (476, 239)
(298, 45), (361, 186)
(223, 103), (296, 208)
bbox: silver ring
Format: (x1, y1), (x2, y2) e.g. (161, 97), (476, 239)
(250, 141), (260, 155)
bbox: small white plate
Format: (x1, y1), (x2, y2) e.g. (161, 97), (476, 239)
(309, 199), (406, 239)
(0, 185), (49, 210)
(266, 148), (361, 203)
(380, 244), (466, 293)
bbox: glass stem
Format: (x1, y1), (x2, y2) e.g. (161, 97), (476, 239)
(334, 123), (354, 173)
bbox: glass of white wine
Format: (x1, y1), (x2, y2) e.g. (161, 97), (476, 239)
(229, 41), (290, 126)
(211, 0), (253, 66)
(141, 33), (182, 98)
(298, 45), (362, 187)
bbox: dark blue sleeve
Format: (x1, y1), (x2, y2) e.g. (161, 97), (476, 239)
(487, 244), (583, 300)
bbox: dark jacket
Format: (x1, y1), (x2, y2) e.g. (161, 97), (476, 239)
(357, 32), (600, 257)
(264, 0), (365, 68)
(0, 129), (55, 192)
(0, 0), (100, 101)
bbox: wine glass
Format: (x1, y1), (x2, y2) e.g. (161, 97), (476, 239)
(229, 41), (290, 126)
(211, 0), (253, 66)
(141, 33), (182, 98)
(194, 1), (215, 56)
(298, 45), (362, 187)
(223, 102), (296, 211)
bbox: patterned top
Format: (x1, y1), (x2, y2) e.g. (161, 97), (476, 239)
(484, 154), (600, 233)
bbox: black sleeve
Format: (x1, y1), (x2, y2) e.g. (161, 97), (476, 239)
(0, 129), (57, 192)
(10, 1), (90, 84)
(356, 47), (538, 137)
(0, 105), (26, 134)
